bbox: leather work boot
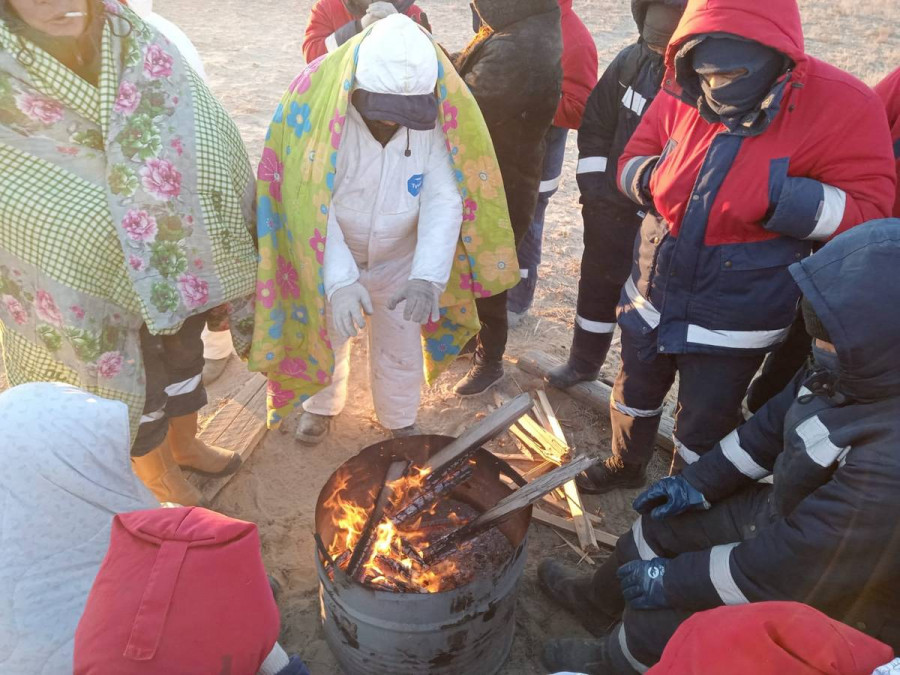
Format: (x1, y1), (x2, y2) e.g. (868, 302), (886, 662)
(576, 456), (647, 495)
(295, 411), (333, 445)
(538, 560), (619, 637)
(547, 360), (600, 389)
(169, 412), (242, 477)
(542, 636), (620, 675)
(390, 424), (421, 438)
(454, 351), (504, 397)
(132, 438), (205, 506)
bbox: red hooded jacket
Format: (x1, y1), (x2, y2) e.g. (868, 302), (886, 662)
(875, 67), (900, 217)
(554, 0), (598, 129)
(614, 0), (895, 356)
(303, 0), (425, 63)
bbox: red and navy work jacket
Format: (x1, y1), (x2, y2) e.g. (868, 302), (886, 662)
(616, 0), (895, 357)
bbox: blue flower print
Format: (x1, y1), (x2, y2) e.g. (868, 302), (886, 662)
(257, 196), (283, 241)
(426, 334), (460, 362)
(408, 174), (424, 197)
(287, 102), (312, 138)
(326, 151), (338, 191)
(268, 308), (286, 340)
(273, 103), (285, 124)
(291, 304), (310, 325)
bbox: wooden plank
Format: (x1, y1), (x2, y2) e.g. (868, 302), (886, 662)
(517, 415), (569, 463)
(422, 393), (534, 473)
(534, 390), (599, 553)
(532, 508), (619, 549)
(523, 460), (554, 480)
(190, 373), (269, 502)
(509, 424), (549, 461)
(517, 351), (675, 450)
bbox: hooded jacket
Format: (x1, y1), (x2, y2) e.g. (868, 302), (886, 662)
(875, 67), (900, 218)
(576, 0), (684, 212)
(615, 0), (895, 357)
(554, 0), (597, 130)
(302, 0), (425, 63)
(454, 0), (562, 241)
(0, 383), (159, 674)
(662, 220), (900, 650)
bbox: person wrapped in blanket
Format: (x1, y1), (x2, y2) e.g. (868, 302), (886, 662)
(249, 14), (519, 439)
(0, 0), (258, 506)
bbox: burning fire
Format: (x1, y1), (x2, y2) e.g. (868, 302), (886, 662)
(323, 467), (469, 593)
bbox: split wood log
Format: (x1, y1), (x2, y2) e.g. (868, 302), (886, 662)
(346, 460), (410, 582)
(517, 351), (675, 450)
(518, 415), (569, 463)
(425, 456), (594, 563)
(189, 372), (268, 502)
(523, 460), (554, 480)
(534, 391), (598, 553)
(532, 508), (619, 549)
(421, 393), (534, 474)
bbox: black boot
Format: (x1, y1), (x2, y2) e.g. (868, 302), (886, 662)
(542, 636), (620, 675)
(576, 456), (647, 495)
(538, 560), (619, 636)
(547, 360), (601, 389)
(454, 351), (504, 397)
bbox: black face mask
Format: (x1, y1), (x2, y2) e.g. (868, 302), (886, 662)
(691, 36), (784, 119)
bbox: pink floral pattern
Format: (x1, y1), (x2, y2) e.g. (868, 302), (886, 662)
(257, 280), (276, 309)
(70, 305), (86, 320)
(2, 295), (27, 325)
(129, 255), (147, 271)
(34, 290), (63, 326)
(329, 110), (345, 150)
(267, 379), (296, 410)
(279, 356), (312, 380)
(462, 197), (478, 222)
(257, 148), (284, 202)
(96, 351), (124, 379)
(121, 209), (158, 242)
(113, 81), (141, 115)
(140, 158), (182, 201)
(15, 92), (64, 125)
(177, 273), (209, 309)
(441, 102), (458, 134)
(309, 229), (326, 265)
(276, 256), (299, 299)
(143, 44), (174, 80)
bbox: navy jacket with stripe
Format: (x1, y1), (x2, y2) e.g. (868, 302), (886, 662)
(664, 220), (900, 650)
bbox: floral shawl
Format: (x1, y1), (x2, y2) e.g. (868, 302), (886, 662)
(0, 4), (257, 435)
(251, 27), (520, 428)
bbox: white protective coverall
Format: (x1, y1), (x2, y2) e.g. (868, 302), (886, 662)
(303, 17), (463, 429)
(0, 383), (158, 675)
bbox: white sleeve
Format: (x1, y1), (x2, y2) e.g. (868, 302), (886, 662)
(410, 128), (463, 290)
(323, 203), (360, 301)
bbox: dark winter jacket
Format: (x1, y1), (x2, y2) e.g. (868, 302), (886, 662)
(302, 0), (426, 63)
(616, 0), (895, 358)
(875, 67), (900, 218)
(554, 0), (598, 130)
(576, 0), (685, 215)
(454, 0), (563, 241)
(666, 220), (900, 650)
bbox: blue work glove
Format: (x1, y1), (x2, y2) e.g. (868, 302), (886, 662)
(617, 558), (670, 610)
(633, 475), (710, 521)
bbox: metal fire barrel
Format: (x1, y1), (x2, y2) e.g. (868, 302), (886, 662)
(315, 435), (531, 675)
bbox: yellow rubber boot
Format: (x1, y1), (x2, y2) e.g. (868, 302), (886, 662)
(168, 412), (242, 477)
(132, 438), (205, 506)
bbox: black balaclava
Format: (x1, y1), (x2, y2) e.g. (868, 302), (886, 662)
(690, 36), (784, 119)
(0, 0), (105, 85)
(642, 4), (682, 52)
(801, 296), (840, 374)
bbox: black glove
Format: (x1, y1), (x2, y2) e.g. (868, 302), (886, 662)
(633, 475), (710, 520)
(618, 558), (670, 610)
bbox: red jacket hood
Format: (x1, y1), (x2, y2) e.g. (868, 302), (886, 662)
(558, 0), (573, 13)
(665, 0), (807, 78)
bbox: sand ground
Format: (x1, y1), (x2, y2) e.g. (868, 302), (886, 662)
(1, 1), (897, 672)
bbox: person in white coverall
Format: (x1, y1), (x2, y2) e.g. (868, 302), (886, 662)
(296, 13), (463, 444)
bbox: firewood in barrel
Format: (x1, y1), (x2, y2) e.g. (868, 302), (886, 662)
(424, 455), (594, 564)
(388, 455), (475, 527)
(345, 460), (411, 583)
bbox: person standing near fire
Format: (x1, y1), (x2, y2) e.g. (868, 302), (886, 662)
(250, 14), (518, 441)
(574, 0), (895, 494)
(505, 0), (597, 327)
(451, 0), (563, 396)
(546, 0), (685, 389)
(302, 0), (430, 64)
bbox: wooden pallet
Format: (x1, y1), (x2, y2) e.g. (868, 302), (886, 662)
(188, 372), (269, 502)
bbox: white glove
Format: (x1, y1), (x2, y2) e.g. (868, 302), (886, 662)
(360, 1), (398, 28)
(387, 279), (441, 324)
(331, 282), (374, 339)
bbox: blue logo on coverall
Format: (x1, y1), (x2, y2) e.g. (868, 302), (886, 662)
(408, 174), (424, 197)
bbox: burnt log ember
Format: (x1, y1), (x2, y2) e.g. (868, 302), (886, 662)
(388, 456), (475, 527)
